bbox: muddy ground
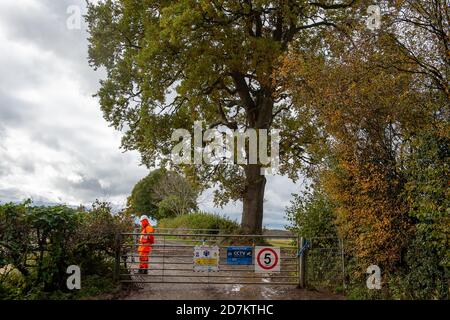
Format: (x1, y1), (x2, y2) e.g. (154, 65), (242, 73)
(120, 283), (344, 300)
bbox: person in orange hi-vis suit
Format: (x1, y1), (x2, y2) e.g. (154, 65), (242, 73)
(137, 215), (154, 274)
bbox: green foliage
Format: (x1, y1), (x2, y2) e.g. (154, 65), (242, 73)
(127, 169), (164, 218)
(0, 267), (25, 299)
(127, 168), (198, 220)
(395, 132), (450, 299)
(0, 200), (133, 300)
(404, 132), (449, 268)
(157, 195), (184, 218)
(390, 230), (449, 300)
(158, 211), (239, 234)
(286, 187), (337, 239)
(286, 188), (343, 291)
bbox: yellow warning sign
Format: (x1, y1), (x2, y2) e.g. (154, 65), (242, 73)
(194, 258), (218, 266)
(193, 245), (219, 272)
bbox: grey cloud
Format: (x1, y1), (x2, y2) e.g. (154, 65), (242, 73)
(19, 161), (35, 174)
(0, 141), (36, 175)
(33, 131), (62, 151)
(53, 175), (105, 199)
(103, 176), (142, 197)
(0, 187), (33, 203)
(0, 1), (147, 208)
(0, 0), (102, 92)
(75, 176), (103, 192)
(0, 162), (10, 177)
(0, 1), (303, 228)
(0, 90), (31, 126)
(0, 190), (64, 207)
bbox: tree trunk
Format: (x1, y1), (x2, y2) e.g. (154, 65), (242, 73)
(241, 164), (266, 234)
(232, 71), (274, 235)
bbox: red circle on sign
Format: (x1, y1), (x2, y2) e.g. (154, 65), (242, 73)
(257, 248), (279, 270)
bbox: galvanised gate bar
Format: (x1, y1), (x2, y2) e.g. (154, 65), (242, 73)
(114, 229), (307, 287)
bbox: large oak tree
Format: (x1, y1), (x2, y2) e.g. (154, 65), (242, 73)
(86, 0), (362, 233)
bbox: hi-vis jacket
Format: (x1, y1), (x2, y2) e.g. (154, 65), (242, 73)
(138, 223), (154, 252)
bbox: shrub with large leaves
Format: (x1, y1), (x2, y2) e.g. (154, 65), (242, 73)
(0, 200), (133, 299)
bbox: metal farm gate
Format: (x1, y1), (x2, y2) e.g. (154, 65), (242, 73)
(114, 229), (310, 287)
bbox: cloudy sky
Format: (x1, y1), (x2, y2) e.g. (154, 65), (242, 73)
(0, 0), (302, 229)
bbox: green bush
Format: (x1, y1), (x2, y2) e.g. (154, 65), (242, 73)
(389, 228), (449, 300)
(286, 188), (337, 239)
(390, 132), (450, 300)
(0, 200), (133, 300)
(158, 211), (239, 234)
(285, 188), (343, 291)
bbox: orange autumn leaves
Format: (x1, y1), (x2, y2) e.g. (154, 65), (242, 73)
(278, 40), (418, 275)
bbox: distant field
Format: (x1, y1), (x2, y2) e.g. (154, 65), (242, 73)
(267, 238), (296, 247)
(151, 227), (296, 247)
(263, 229), (293, 236)
(152, 235), (296, 248)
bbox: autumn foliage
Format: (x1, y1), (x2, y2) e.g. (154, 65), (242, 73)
(282, 2), (448, 298)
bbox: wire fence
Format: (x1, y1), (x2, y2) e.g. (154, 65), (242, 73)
(304, 237), (346, 290)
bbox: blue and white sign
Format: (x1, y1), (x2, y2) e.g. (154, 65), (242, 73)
(227, 246), (253, 265)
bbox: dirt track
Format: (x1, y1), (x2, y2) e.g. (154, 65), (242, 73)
(121, 283), (344, 300)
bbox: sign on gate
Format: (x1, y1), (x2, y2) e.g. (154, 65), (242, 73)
(193, 245), (219, 272)
(255, 246), (281, 273)
(226, 246), (253, 265)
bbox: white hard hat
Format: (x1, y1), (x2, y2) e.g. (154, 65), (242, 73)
(139, 215), (149, 222)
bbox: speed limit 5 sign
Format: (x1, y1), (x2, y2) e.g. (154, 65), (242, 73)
(255, 246), (281, 273)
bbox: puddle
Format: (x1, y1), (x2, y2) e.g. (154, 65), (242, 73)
(230, 284), (243, 292)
